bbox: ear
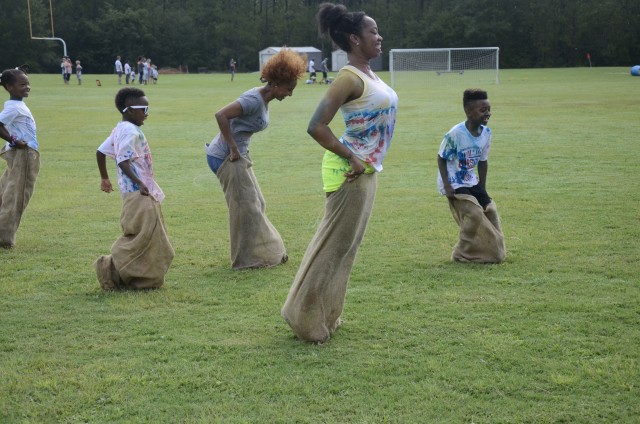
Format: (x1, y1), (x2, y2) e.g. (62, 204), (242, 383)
(349, 34), (360, 45)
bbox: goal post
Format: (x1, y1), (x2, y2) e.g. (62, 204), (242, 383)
(27, 0), (68, 57)
(389, 47), (500, 88)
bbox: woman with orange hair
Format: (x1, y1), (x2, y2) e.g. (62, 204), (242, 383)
(205, 48), (306, 269)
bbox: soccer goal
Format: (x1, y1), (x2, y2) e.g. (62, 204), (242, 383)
(389, 47), (499, 89)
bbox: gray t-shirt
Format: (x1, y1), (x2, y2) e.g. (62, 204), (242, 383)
(206, 87), (269, 159)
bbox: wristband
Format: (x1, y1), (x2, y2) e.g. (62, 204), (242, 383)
(8, 135), (17, 148)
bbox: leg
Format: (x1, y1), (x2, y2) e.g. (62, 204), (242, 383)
(282, 174), (377, 343)
(0, 149), (40, 247)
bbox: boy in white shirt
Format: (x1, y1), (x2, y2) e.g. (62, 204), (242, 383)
(437, 89), (505, 263)
(437, 88), (492, 207)
(94, 87), (174, 290)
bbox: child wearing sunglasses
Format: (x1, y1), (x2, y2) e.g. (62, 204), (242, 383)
(94, 87), (174, 291)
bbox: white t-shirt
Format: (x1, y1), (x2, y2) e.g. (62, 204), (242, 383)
(437, 121), (491, 194)
(98, 121), (164, 203)
(115, 59), (123, 73)
(0, 100), (38, 151)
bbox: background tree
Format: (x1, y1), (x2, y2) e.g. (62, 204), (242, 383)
(1, 0), (638, 73)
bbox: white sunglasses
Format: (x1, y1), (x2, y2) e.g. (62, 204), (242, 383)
(122, 105), (149, 114)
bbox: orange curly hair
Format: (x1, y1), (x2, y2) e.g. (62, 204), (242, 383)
(261, 48), (307, 85)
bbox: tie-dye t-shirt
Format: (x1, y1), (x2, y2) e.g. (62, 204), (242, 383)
(339, 65), (398, 172)
(97, 121), (165, 203)
(437, 121), (491, 194)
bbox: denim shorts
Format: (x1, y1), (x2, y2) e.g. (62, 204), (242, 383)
(206, 154), (225, 175)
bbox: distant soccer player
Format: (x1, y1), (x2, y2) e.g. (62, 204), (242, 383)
(437, 88), (505, 263)
(320, 57), (329, 83)
(308, 58), (316, 82)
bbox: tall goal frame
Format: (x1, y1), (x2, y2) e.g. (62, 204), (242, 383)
(389, 47), (500, 88)
(27, 0), (68, 57)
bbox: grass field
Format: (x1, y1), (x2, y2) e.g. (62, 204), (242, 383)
(1, 67), (638, 422)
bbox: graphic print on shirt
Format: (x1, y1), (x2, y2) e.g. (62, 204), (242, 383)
(437, 122), (491, 194)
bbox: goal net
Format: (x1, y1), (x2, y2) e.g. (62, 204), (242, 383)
(389, 47), (499, 89)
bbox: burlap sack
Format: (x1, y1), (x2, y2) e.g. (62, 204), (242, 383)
(94, 192), (174, 290)
(448, 194), (505, 263)
(282, 173), (377, 343)
(216, 156), (287, 269)
(0, 147), (40, 247)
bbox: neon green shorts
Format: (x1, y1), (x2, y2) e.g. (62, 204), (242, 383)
(321, 150), (374, 193)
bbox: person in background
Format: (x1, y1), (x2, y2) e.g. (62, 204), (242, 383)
(60, 57), (66, 84)
(124, 60), (131, 84)
(115, 55), (123, 84)
(64, 58), (72, 85)
(308, 58), (316, 82)
(75, 60), (83, 85)
(205, 48), (306, 269)
(137, 56), (144, 84)
(151, 64), (158, 84)
(281, 2), (398, 343)
(230, 58), (236, 82)
(320, 57), (329, 83)
(142, 59), (150, 85)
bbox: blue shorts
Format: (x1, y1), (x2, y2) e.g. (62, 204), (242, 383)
(207, 154), (225, 175)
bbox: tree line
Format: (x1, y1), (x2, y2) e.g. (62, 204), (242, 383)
(1, 0), (638, 74)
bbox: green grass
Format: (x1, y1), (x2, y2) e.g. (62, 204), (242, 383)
(1, 68), (638, 423)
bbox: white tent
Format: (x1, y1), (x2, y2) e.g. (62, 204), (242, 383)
(331, 49), (348, 71)
(258, 46), (322, 70)
(331, 49), (384, 72)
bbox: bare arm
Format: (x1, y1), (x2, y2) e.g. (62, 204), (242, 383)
(0, 123), (10, 143)
(0, 123), (27, 149)
(437, 155), (455, 199)
(478, 160), (488, 189)
(118, 160), (148, 196)
(214, 101), (245, 162)
(307, 70), (366, 181)
(96, 150), (113, 193)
